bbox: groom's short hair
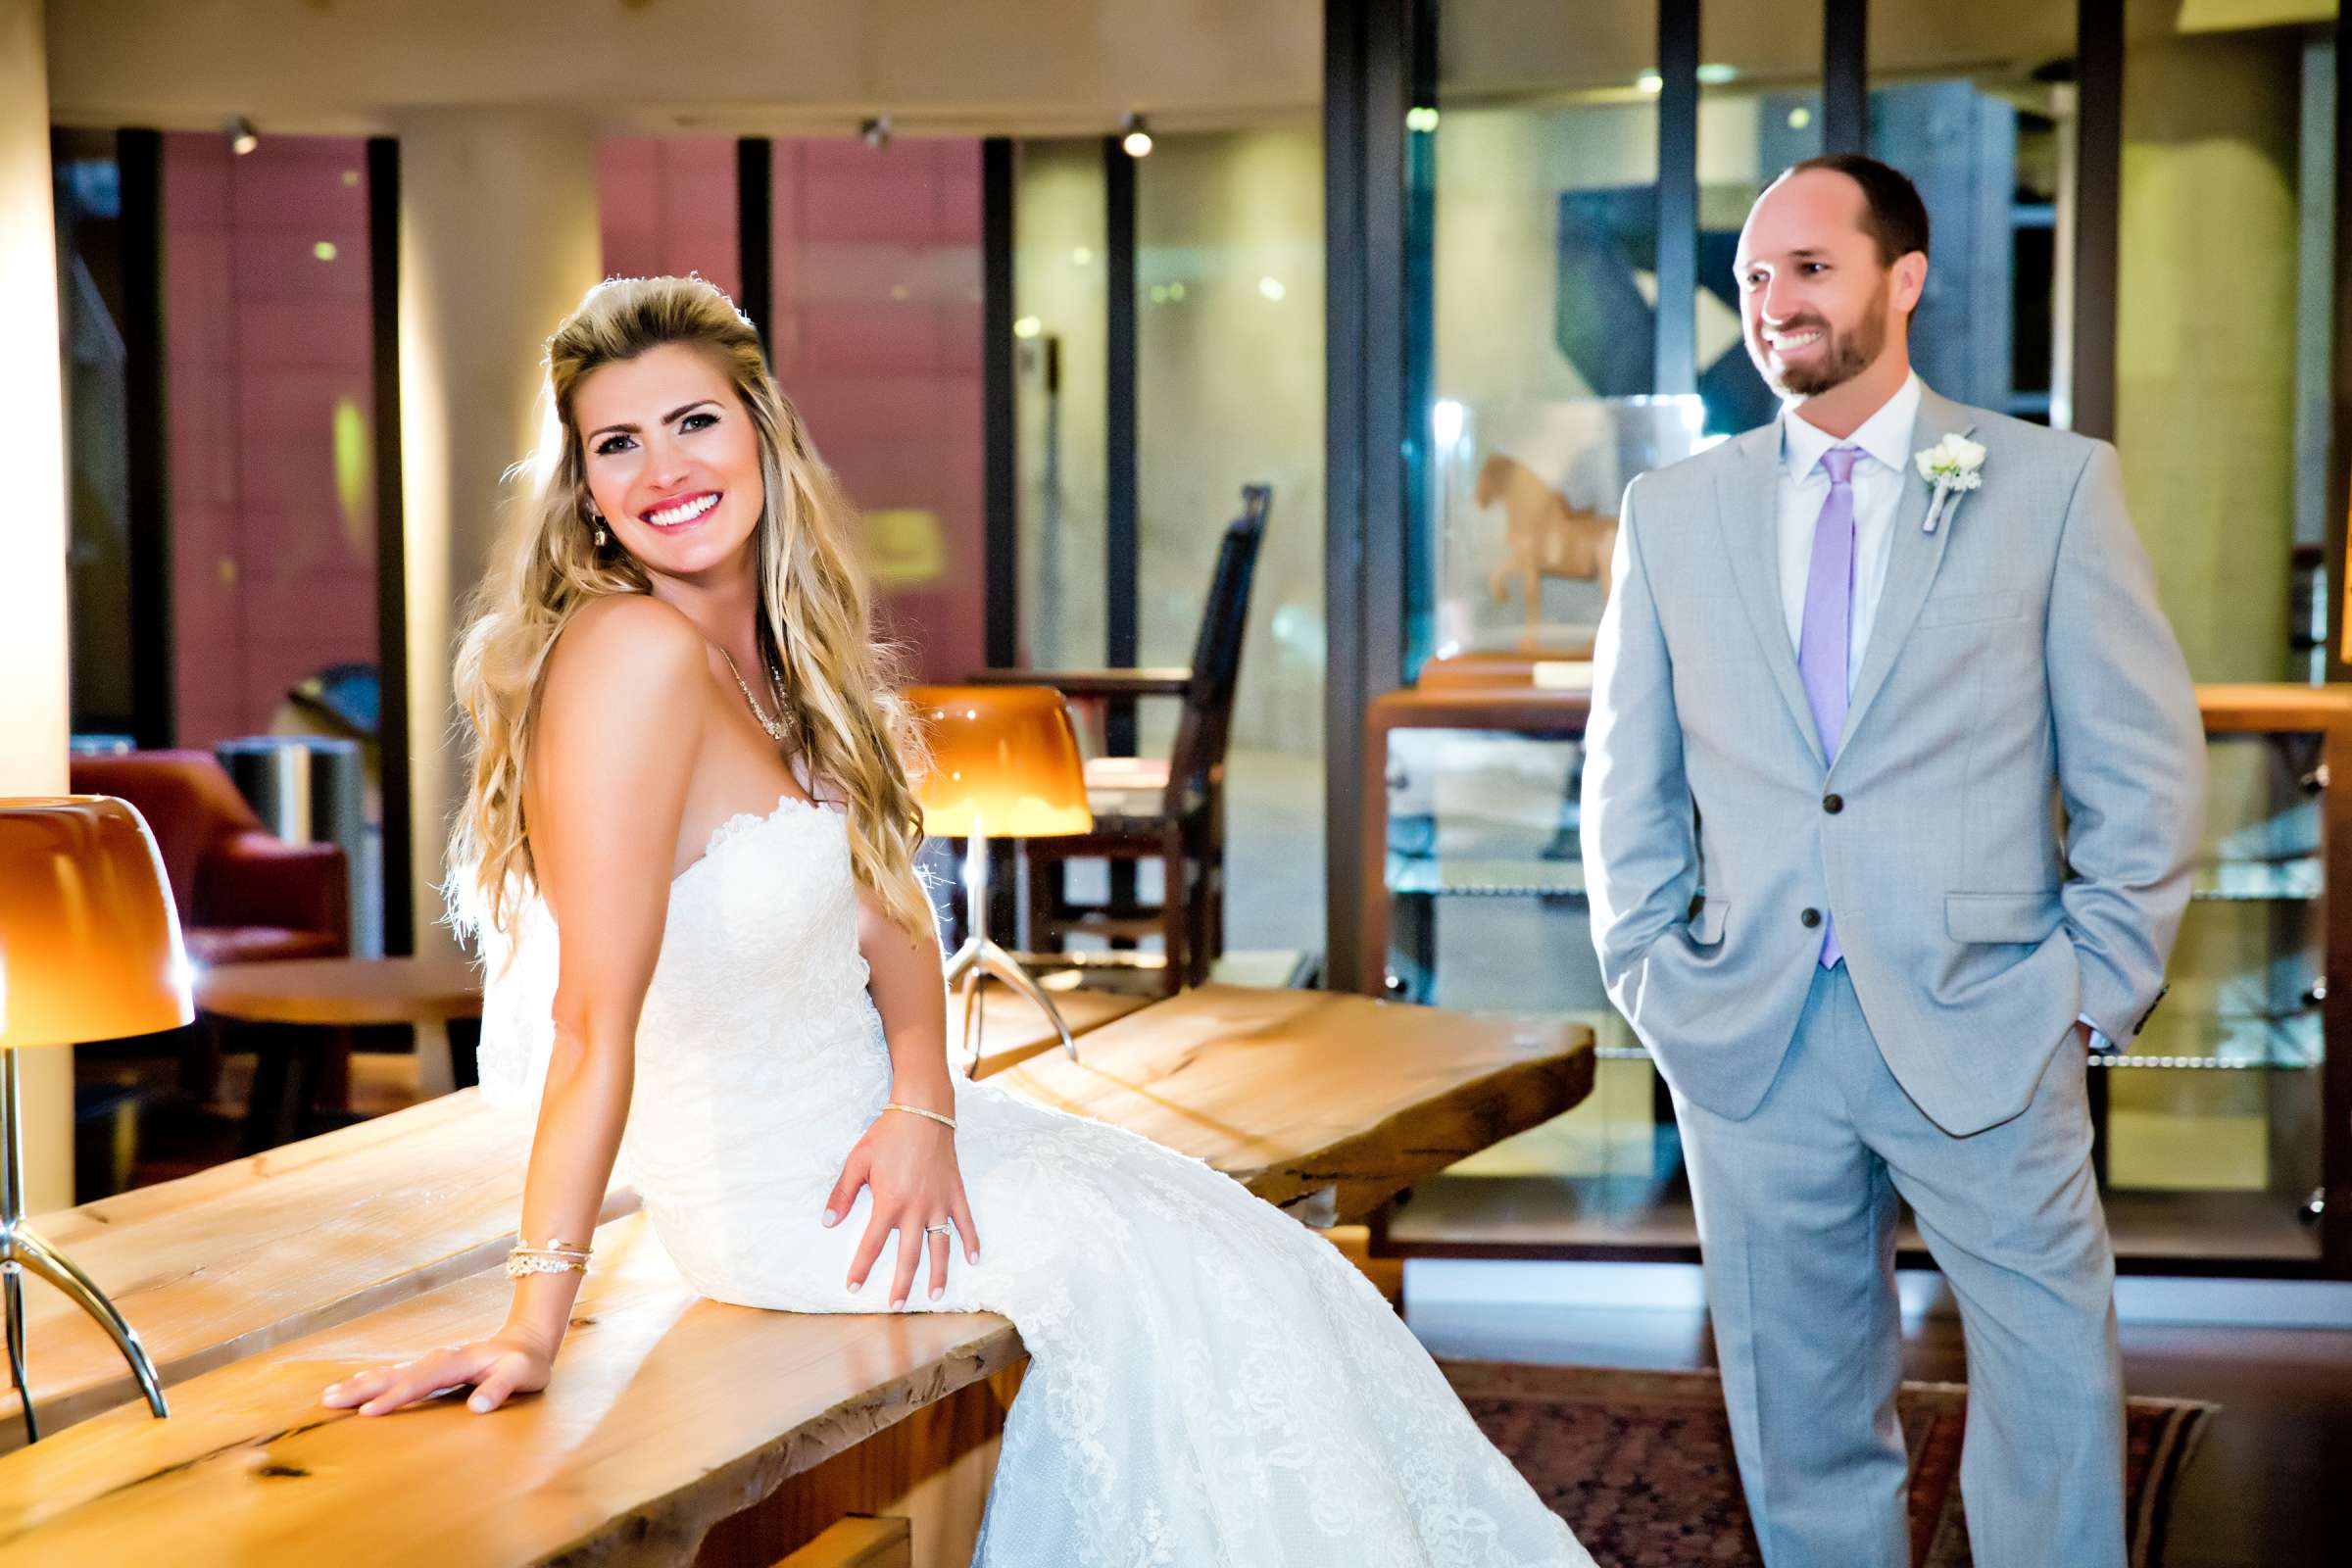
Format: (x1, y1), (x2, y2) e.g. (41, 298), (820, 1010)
(1784, 154), (1931, 268)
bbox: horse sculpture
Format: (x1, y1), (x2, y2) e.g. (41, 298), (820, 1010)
(1476, 453), (1620, 636)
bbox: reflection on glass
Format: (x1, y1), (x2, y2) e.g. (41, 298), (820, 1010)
(1136, 126), (1328, 957)
(1695, 0), (1823, 436)
(54, 132), (133, 738)
(1425, 0), (1663, 669)
(1013, 141), (1107, 677)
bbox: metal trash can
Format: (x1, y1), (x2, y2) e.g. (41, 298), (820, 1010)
(215, 735), (367, 943)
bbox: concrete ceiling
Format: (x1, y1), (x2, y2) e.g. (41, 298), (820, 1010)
(42, 0), (2322, 138)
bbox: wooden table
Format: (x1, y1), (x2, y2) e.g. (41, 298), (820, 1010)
(196, 956), (485, 1151)
(0, 986), (1592, 1564)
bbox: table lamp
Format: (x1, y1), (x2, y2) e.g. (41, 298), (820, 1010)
(0, 797), (188, 1441)
(903, 687), (1094, 1069)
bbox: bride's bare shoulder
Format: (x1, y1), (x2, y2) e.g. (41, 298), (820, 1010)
(543, 593), (708, 709)
(538, 594), (710, 766)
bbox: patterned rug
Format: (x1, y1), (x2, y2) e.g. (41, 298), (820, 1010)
(1445, 1360), (2216, 1568)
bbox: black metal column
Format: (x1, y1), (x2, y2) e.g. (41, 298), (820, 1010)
(982, 138), (1020, 670)
(1823, 0), (1870, 156)
(1103, 136), (1141, 760)
(2072, 0), (2124, 441)
(1325, 0), (1416, 993)
(116, 128), (172, 751)
(735, 139), (773, 359)
(367, 136), (413, 956)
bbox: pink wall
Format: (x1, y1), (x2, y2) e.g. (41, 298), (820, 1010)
(772, 140), (986, 684)
(598, 137), (740, 299)
(165, 133), (377, 749)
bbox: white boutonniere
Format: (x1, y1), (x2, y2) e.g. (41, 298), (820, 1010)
(1912, 433), (1985, 533)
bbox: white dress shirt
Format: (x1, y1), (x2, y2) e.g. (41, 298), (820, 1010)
(1776, 371), (1923, 693)
(1774, 373), (2108, 1051)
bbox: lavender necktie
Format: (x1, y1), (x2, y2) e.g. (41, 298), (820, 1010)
(1798, 445), (1861, 967)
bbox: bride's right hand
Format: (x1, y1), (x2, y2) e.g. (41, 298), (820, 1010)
(319, 1330), (554, 1417)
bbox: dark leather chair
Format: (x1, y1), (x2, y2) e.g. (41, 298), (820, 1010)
(972, 485), (1270, 993)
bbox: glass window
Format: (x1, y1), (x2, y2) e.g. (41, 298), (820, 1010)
(1136, 125), (1329, 958)
(1013, 140), (1108, 677)
(1869, 1), (2076, 426)
(1696, 1), (1824, 436)
(55, 130), (134, 740)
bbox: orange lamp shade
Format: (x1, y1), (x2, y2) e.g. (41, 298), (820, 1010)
(903, 686), (1093, 839)
(0, 798), (193, 1050)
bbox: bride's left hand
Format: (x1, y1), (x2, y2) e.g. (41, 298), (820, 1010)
(822, 1103), (980, 1308)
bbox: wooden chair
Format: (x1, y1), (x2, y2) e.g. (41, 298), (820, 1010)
(972, 485), (1271, 993)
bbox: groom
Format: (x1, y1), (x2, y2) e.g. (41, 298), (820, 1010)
(1580, 155), (2203, 1567)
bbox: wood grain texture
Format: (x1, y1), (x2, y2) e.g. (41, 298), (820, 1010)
(0, 1212), (1025, 1567)
(954, 983), (1151, 1079)
(8, 996), (1137, 1450)
(990, 985), (1593, 1224)
(5, 1091), (635, 1451)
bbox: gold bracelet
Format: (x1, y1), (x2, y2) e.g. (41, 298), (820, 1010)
(882, 1101), (956, 1131)
(505, 1252), (588, 1279)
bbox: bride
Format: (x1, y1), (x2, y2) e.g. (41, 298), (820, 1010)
(318, 274), (1592, 1567)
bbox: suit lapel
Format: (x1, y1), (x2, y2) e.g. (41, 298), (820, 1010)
(1712, 425), (1827, 771)
(1836, 384), (1971, 767)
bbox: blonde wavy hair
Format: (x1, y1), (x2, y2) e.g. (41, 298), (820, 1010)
(447, 274), (931, 946)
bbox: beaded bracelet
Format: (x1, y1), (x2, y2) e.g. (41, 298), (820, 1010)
(882, 1101), (957, 1131)
(505, 1235), (592, 1279)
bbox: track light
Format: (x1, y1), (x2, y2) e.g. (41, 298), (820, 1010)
(860, 116), (893, 151)
(1120, 113), (1152, 159)
(224, 116), (259, 157)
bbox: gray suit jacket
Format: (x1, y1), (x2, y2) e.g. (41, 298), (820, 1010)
(1580, 383), (2204, 1136)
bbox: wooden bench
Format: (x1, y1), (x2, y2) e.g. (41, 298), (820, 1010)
(0, 987), (1591, 1563)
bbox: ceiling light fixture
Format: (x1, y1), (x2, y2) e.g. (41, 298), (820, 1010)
(860, 116), (894, 151)
(1120, 113), (1153, 159)
(225, 116), (259, 156)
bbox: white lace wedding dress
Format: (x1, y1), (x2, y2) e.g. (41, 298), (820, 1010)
(477, 794), (1592, 1568)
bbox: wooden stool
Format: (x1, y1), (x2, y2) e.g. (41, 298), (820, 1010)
(774, 1515), (911, 1567)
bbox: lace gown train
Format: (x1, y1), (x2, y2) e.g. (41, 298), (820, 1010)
(478, 797), (1592, 1568)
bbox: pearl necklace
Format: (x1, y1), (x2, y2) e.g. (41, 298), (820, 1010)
(719, 648), (790, 744)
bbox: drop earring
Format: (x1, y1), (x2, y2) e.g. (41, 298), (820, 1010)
(591, 513), (609, 548)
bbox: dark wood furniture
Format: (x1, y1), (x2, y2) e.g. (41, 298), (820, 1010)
(973, 485), (1272, 994)
(195, 956), (483, 1152)
(1357, 677), (2352, 1282)
(0, 985), (1592, 1563)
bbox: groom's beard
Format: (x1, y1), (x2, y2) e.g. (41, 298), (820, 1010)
(1759, 282), (1889, 400)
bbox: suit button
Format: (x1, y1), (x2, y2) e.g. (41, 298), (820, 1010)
(1822, 793), (1843, 814)
(1800, 907), (1822, 928)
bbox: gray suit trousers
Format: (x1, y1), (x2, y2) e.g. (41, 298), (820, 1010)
(1676, 961), (2126, 1568)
